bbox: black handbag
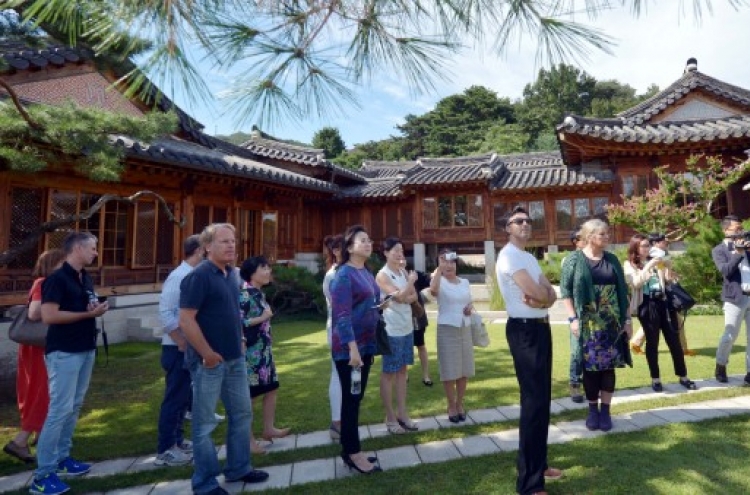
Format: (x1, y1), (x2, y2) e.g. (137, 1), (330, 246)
(7, 304), (47, 347)
(665, 282), (696, 312)
(374, 315), (392, 356)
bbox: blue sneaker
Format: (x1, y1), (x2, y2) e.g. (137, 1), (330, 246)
(29, 472), (70, 494)
(56, 457), (91, 477)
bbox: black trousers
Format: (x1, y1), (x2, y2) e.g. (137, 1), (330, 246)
(334, 354), (373, 456)
(506, 319), (552, 495)
(638, 296), (687, 379)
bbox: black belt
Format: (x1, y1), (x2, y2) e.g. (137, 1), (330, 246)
(508, 316), (549, 324)
(743, 291), (750, 296)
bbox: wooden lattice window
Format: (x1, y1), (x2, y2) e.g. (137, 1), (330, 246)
(194, 205), (210, 234)
(102, 201), (129, 266)
(555, 199), (573, 231)
(423, 197), (437, 229)
(8, 187), (44, 269)
(47, 190), (79, 249)
(466, 194), (483, 227)
(238, 209), (258, 260)
(156, 203), (176, 265)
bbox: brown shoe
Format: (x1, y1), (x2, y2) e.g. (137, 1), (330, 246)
(715, 364), (728, 383)
(3, 441), (35, 463)
(544, 467), (564, 480)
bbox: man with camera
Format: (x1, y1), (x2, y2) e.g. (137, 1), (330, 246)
(712, 215), (750, 384)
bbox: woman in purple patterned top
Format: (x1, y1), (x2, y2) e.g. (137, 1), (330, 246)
(330, 225), (382, 474)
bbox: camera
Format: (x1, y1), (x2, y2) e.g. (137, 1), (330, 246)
(444, 252), (458, 261)
(97, 296), (108, 304)
(729, 231), (750, 248)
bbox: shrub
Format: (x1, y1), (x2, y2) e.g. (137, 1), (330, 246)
(672, 216), (724, 304)
(540, 252), (565, 285)
(487, 273), (506, 310)
(266, 265), (326, 315)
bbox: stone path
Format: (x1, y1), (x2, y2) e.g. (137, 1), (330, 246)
(2, 375), (749, 494)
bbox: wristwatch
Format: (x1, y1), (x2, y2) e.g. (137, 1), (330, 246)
(567, 316), (578, 324)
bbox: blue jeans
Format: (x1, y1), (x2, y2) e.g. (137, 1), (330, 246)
(190, 357), (252, 495)
(35, 350), (95, 478)
(157, 345), (191, 453)
(569, 331), (582, 385)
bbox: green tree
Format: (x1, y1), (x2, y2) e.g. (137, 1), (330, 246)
(476, 121), (528, 155)
(588, 80), (660, 118)
(516, 63), (596, 145)
(21, 0), (726, 126)
(672, 217), (724, 304)
(312, 127), (346, 158)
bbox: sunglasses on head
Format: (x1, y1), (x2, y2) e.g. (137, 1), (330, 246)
(508, 218), (532, 226)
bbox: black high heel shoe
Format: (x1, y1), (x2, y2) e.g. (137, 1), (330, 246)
(341, 454), (382, 474)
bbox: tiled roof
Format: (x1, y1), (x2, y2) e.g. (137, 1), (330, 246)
(336, 178), (404, 199)
(359, 160), (418, 179)
(557, 115), (750, 144)
(401, 154), (498, 185)
(618, 70), (750, 125)
(0, 40), (90, 71)
(490, 151), (612, 190)
(114, 136), (337, 193)
(239, 130), (365, 182)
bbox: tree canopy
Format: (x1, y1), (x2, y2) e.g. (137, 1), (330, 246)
(9, 0), (742, 127)
(312, 126), (346, 158)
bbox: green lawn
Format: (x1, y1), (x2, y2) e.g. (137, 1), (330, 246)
(0, 314), (748, 493)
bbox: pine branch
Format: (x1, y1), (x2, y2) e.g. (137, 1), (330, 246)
(0, 75), (42, 129)
(0, 190), (185, 266)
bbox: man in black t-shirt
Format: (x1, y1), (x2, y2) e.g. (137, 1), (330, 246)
(31, 232), (108, 495)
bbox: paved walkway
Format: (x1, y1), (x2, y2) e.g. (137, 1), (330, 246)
(2, 375), (750, 494)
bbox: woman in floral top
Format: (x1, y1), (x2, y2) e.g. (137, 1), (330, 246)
(239, 256), (290, 455)
(561, 219), (632, 433)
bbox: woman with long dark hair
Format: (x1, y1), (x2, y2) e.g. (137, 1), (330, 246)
(330, 225), (382, 474)
(322, 234), (344, 439)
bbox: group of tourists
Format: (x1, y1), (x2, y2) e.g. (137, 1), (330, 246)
(5, 212), (750, 495)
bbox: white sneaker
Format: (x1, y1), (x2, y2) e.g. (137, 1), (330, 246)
(178, 440), (193, 453)
(184, 411), (224, 421)
(154, 447), (192, 466)
(214, 413), (225, 421)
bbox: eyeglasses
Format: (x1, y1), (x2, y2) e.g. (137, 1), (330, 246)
(507, 218), (532, 226)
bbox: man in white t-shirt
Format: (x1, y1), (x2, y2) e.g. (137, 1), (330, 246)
(496, 206), (562, 495)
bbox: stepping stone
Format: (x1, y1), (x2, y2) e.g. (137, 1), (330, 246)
(0, 471), (33, 494)
(358, 425), (372, 441)
(467, 407), (505, 424)
(242, 463), (293, 491)
(496, 405), (521, 420)
(296, 430), (330, 449)
(261, 435), (296, 453)
(128, 455), (163, 473)
(553, 420), (604, 440)
(452, 435), (501, 457)
(435, 414), (466, 428)
(618, 410), (669, 429)
(107, 486), (154, 495)
(649, 407), (702, 423)
(717, 396), (750, 415)
(368, 422), (393, 438)
(553, 397), (587, 411)
(217, 476), (246, 494)
(413, 416), (441, 431)
(608, 416), (640, 433)
(486, 429), (519, 451)
(88, 457), (137, 477)
(550, 400), (567, 414)
(415, 439), (461, 464)
(376, 445), (421, 471)
(151, 478), (191, 494)
(679, 402), (730, 420)
(547, 424), (575, 445)
(290, 458), (335, 485)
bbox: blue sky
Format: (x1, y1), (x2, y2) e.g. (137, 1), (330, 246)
(157, 2), (750, 147)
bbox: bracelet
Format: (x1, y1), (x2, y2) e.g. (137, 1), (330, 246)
(567, 316), (578, 324)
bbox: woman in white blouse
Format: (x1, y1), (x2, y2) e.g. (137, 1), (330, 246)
(430, 248), (474, 423)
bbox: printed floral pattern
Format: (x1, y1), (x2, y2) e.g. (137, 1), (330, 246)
(580, 284), (626, 371)
(240, 283), (278, 391)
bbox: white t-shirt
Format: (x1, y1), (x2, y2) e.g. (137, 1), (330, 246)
(378, 266), (414, 337)
(496, 243), (548, 319)
(436, 277), (472, 328)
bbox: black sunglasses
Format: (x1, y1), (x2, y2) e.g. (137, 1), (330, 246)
(507, 218), (532, 226)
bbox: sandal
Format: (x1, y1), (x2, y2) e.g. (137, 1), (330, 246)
(251, 440), (267, 455)
(385, 421), (406, 434)
(422, 379), (433, 387)
(397, 418), (419, 431)
(3, 441), (35, 463)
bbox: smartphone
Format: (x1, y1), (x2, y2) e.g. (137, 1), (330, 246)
(373, 294), (394, 309)
(97, 295), (108, 304)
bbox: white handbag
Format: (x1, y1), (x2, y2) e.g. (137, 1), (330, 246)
(470, 313), (490, 348)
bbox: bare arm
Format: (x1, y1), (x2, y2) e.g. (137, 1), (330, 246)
(511, 269), (550, 304)
(28, 300), (42, 321)
(179, 308), (222, 367)
(429, 266), (442, 297)
(41, 301), (107, 325)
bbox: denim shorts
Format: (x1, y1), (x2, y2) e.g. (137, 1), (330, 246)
(382, 333), (414, 373)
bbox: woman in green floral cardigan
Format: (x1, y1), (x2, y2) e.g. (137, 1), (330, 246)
(561, 219), (632, 432)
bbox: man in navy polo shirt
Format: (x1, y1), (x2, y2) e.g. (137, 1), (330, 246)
(31, 232), (109, 495)
(179, 223), (268, 495)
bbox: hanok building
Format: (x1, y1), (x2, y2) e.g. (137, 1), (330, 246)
(1, 49), (750, 310)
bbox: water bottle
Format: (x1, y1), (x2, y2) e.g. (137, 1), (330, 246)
(350, 367), (362, 395)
